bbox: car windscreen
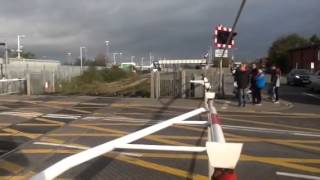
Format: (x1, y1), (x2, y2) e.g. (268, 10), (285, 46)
(295, 70), (310, 75)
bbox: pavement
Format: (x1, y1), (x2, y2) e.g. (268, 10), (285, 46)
(0, 83), (319, 180)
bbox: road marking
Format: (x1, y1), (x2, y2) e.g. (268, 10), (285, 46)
(14, 147), (320, 174)
(222, 125), (320, 137)
(0, 160), (24, 174)
(33, 142), (87, 150)
(34, 117), (65, 125)
(276, 171), (320, 180)
(303, 93), (320, 100)
(17, 123), (61, 127)
(71, 124), (190, 146)
(116, 154), (207, 180)
(2, 128), (41, 139)
(42, 114), (81, 119)
(0, 111), (42, 118)
(222, 116), (320, 133)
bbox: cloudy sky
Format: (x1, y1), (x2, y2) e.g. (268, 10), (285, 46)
(0, 0), (319, 63)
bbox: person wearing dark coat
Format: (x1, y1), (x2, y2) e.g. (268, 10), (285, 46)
(250, 64), (258, 104)
(235, 64), (249, 107)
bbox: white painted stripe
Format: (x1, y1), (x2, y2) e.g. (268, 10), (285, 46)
(42, 114), (81, 119)
(33, 142), (143, 157)
(33, 142), (87, 150)
(45, 114), (81, 117)
(119, 152), (143, 157)
(116, 144), (206, 152)
(31, 108), (207, 180)
(222, 125), (320, 137)
(276, 171), (320, 180)
(42, 116), (79, 120)
(303, 93), (320, 100)
(175, 121), (208, 125)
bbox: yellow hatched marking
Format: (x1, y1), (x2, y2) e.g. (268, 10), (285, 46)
(223, 117), (320, 133)
(16, 123), (62, 127)
(34, 118), (65, 125)
(16, 148), (320, 174)
(0, 160), (24, 174)
(2, 128), (41, 139)
(71, 124), (190, 146)
(116, 155), (207, 180)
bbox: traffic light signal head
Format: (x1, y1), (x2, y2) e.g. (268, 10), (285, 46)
(214, 25), (237, 49)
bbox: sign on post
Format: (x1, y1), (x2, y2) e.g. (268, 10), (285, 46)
(311, 62), (315, 70)
(215, 49), (228, 58)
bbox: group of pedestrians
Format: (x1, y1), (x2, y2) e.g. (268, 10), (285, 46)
(232, 63), (281, 107)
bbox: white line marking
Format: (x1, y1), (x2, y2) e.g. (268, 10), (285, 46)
(303, 93), (320, 100)
(34, 142), (143, 157)
(175, 121), (208, 125)
(119, 152), (143, 157)
(276, 171), (320, 180)
(116, 144), (206, 152)
(222, 125), (320, 137)
(42, 114), (81, 119)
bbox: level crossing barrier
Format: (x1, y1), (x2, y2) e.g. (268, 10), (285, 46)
(32, 76), (243, 180)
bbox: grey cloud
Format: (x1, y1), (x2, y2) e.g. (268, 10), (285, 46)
(0, 0), (319, 62)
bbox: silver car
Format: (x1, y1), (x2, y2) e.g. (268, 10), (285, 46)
(308, 70), (320, 92)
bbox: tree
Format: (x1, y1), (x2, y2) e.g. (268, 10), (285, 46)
(9, 51), (36, 59)
(93, 53), (107, 66)
(268, 34), (308, 73)
(309, 34), (320, 44)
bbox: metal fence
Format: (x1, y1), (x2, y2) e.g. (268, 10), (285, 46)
(151, 68), (223, 99)
(0, 78), (26, 95)
(4, 62), (87, 95)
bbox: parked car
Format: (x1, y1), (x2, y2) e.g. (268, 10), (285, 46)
(287, 69), (311, 86)
(307, 70), (320, 92)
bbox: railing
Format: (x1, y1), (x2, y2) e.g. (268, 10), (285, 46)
(32, 77), (243, 180)
(0, 78), (26, 95)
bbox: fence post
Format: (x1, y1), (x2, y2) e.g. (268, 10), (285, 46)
(181, 70), (186, 98)
(150, 72), (155, 98)
(26, 73), (31, 95)
(156, 71), (160, 99)
(52, 71), (55, 93)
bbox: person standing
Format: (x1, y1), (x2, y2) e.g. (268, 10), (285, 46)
(255, 69), (266, 105)
(250, 64), (258, 104)
(235, 64), (249, 107)
(271, 67), (281, 103)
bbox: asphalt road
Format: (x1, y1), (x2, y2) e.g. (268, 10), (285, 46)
(0, 85), (319, 180)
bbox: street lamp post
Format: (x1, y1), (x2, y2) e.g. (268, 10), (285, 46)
(80, 46), (86, 72)
(105, 41), (110, 67)
(17, 35), (25, 60)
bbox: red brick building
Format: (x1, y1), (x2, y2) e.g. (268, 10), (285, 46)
(288, 44), (320, 71)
